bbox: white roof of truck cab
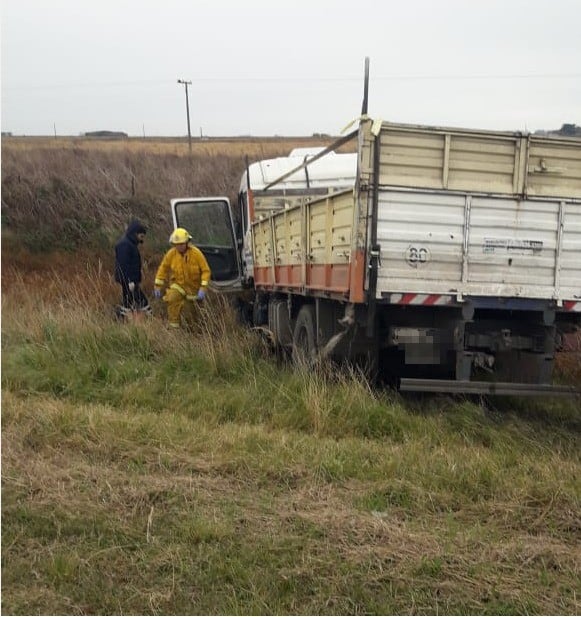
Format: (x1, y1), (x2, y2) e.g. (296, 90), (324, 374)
(287, 147), (327, 157)
(242, 150), (357, 192)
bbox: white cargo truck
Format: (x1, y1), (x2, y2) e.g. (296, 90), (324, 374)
(170, 72), (581, 395)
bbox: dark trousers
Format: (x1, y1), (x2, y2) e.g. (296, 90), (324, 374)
(120, 282), (150, 310)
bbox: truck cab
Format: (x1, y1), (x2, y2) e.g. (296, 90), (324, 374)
(171, 147), (357, 290)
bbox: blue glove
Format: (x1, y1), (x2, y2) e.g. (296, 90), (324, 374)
(197, 289), (206, 301)
(153, 288), (162, 299)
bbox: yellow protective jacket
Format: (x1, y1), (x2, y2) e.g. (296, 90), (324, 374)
(154, 245), (211, 298)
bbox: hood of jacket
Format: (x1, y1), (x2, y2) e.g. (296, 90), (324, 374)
(125, 220), (147, 244)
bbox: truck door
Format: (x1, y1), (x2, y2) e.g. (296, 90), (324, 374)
(171, 197), (242, 289)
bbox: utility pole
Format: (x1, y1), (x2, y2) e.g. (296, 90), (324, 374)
(177, 78), (192, 156)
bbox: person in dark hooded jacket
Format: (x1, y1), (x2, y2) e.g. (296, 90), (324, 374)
(114, 220), (152, 315)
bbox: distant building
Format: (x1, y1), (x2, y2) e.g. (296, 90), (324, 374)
(1, 131), (13, 137)
(84, 130), (128, 139)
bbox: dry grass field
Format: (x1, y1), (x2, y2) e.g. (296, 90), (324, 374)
(2, 136), (580, 615)
(2, 134), (351, 158)
(1, 134), (352, 255)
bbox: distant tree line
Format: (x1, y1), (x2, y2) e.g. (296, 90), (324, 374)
(535, 123), (581, 137)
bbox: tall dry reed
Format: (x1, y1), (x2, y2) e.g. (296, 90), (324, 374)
(1, 136), (345, 254)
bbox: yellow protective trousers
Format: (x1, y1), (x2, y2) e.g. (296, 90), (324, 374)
(163, 287), (198, 328)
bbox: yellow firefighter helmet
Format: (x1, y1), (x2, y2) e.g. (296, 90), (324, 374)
(169, 227), (192, 244)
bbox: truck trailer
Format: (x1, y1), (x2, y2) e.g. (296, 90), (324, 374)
(170, 87), (581, 396)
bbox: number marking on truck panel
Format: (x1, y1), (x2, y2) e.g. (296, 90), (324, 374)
(405, 245), (430, 267)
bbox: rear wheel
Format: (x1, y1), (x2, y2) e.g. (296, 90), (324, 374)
(292, 305), (317, 366)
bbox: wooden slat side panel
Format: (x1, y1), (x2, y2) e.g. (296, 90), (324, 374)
(307, 202), (327, 265)
(447, 136), (517, 194)
(374, 122), (581, 199)
(527, 138), (581, 198)
(273, 214), (288, 267)
(330, 191), (354, 264)
(255, 189), (355, 295)
(306, 192), (355, 267)
(253, 219), (273, 269)
(377, 130), (445, 189)
(287, 208), (303, 267)
(377, 127), (520, 194)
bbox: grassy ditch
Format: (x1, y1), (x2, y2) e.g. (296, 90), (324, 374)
(2, 266), (580, 615)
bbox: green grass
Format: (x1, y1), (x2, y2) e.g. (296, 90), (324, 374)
(2, 270), (581, 615)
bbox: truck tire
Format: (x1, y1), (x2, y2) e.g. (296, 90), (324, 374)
(292, 305), (317, 366)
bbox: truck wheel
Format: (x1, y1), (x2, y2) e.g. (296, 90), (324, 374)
(292, 305), (317, 366)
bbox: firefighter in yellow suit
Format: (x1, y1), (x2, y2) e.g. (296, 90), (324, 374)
(153, 228), (211, 328)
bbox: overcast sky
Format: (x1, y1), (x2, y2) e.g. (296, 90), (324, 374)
(2, 0), (580, 137)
